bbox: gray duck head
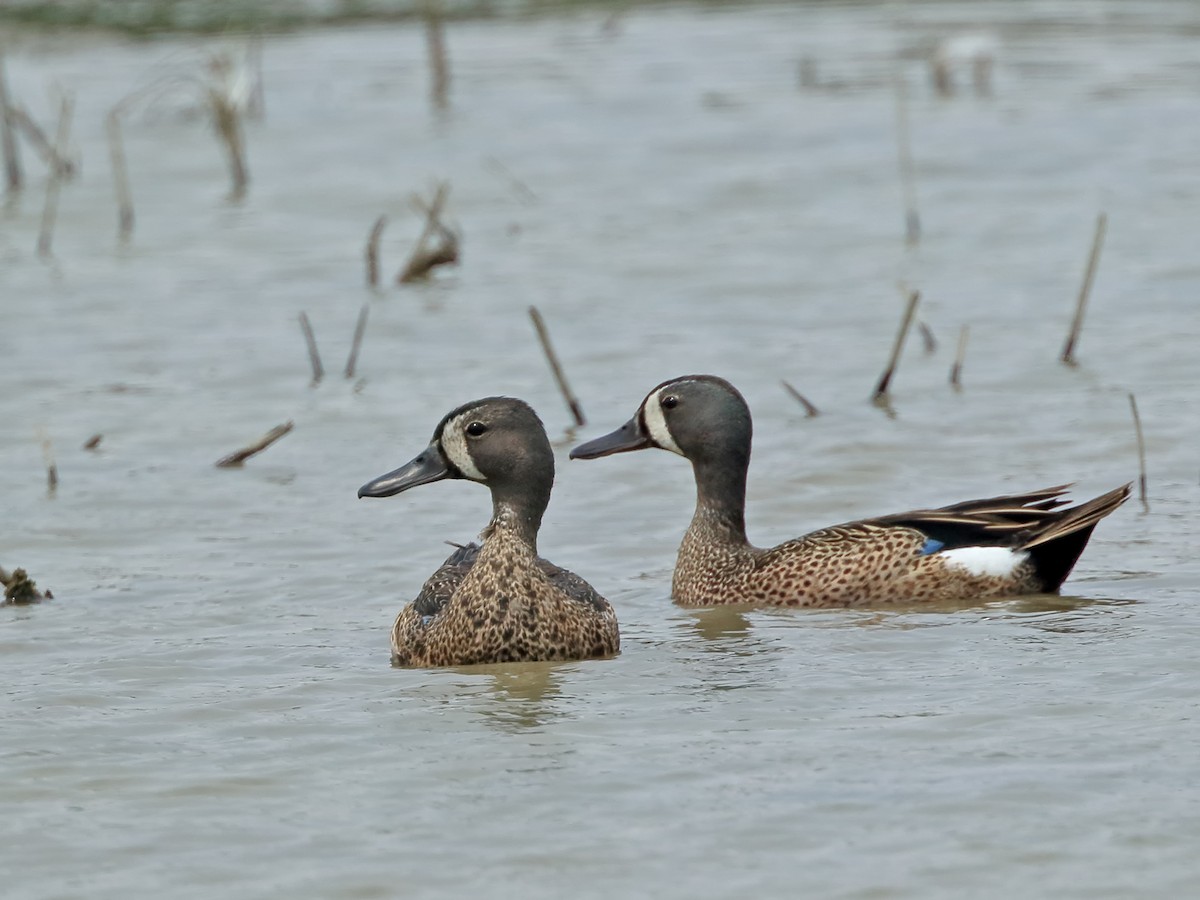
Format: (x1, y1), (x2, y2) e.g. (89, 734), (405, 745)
(359, 397), (555, 528)
(570, 375), (753, 469)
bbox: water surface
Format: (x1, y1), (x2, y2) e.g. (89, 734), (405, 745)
(3, 3), (1199, 898)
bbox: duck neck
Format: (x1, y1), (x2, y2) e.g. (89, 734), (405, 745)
(481, 484), (546, 554)
(688, 454), (749, 545)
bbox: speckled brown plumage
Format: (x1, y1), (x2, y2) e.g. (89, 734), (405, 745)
(391, 527), (619, 667)
(572, 375), (1129, 608)
(360, 397), (619, 667)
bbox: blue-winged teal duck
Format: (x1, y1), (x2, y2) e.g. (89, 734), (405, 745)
(359, 397), (619, 666)
(571, 375), (1129, 607)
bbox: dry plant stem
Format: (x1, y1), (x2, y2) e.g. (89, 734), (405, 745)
(528, 305), (586, 427)
(1128, 392), (1149, 509)
(37, 93), (74, 259)
(423, 0), (451, 110)
(950, 325), (969, 389)
(1060, 212), (1107, 365)
(893, 71), (920, 247)
(398, 183), (458, 283)
(0, 53), (20, 194)
(918, 321), (936, 353)
(107, 108), (134, 241)
(345, 303), (369, 379)
(781, 381), (820, 417)
(298, 312), (323, 384)
(215, 421), (294, 468)
(872, 290), (920, 400)
(209, 90), (248, 198)
(41, 437), (57, 494)
(8, 106), (73, 177)
(365, 215), (387, 287)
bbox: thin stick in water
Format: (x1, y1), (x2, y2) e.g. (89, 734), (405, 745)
(42, 436), (58, 494)
(781, 381), (820, 417)
(8, 105), (74, 178)
(365, 215), (387, 287)
(1128, 392), (1148, 510)
(950, 324), (969, 390)
(872, 290), (920, 401)
(216, 421), (294, 468)
(107, 107), (134, 241)
(1060, 212), (1107, 366)
(423, 0), (451, 110)
(893, 70), (920, 247)
(0, 52), (21, 194)
(918, 321), (936, 354)
(298, 312), (324, 384)
(528, 305), (585, 427)
(345, 303), (369, 379)
(37, 92), (74, 259)
(206, 53), (249, 199)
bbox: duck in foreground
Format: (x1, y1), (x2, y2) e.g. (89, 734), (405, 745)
(359, 397), (619, 667)
(571, 375), (1129, 608)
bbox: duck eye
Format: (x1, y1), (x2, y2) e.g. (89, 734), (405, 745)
(661, 395), (679, 410)
(465, 421), (488, 437)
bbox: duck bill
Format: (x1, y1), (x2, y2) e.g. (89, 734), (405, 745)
(358, 444), (452, 498)
(569, 417), (653, 460)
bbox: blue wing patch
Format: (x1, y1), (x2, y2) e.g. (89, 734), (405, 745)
(918, 538), (945, 556)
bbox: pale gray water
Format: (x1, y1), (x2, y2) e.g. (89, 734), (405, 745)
(3, 2), (1199, 898)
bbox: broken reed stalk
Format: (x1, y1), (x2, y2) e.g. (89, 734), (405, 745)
(107, 108), (134, 241)
(37, 92), (74, 259)
(1128, 392), (1148, 509)
(872, 290), (920, 401)
(0, 52), (21, 194)
(918, 321), (936, 354)
(893, 70), (920, 247)
(41, 436), (57, 494)
(397, 183), (459, 283)
(215, 421), (294, 468)
(528, 305), (585, 427)
(365, 215), (387, 287)
(781, 381), (820, 417)
(207, 82), (248, 199)
(423, 0), (451, 110)
(949, 324), (969, 389)
(344, 303), (369, 379)
(1060, 212), (1107, 366)
(8, 105), (74, 178)
(298, 312), (323, 384)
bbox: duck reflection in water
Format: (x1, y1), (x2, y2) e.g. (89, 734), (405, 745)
(454, 662), (570, 732)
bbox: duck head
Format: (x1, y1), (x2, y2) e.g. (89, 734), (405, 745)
(569, 375), (752, 467)
(359, 397), (555, 518)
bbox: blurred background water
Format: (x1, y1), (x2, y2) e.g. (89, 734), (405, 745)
(2, 2), (1198, 898)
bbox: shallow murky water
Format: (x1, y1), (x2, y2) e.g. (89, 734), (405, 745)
(3, 3), (1199, 897)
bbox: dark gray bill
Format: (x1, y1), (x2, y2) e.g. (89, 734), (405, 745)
(569, 417), (652, 460)
(358, 443), (452, 498)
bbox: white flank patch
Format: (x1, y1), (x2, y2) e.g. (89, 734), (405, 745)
(642, 394), (685, 456)
(440, 418), (486, 481)
(940, 546), (1028, 578)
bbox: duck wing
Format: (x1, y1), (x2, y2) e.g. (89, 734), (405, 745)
(535, 558), (610, 613)
(413, 542), (480, 617)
